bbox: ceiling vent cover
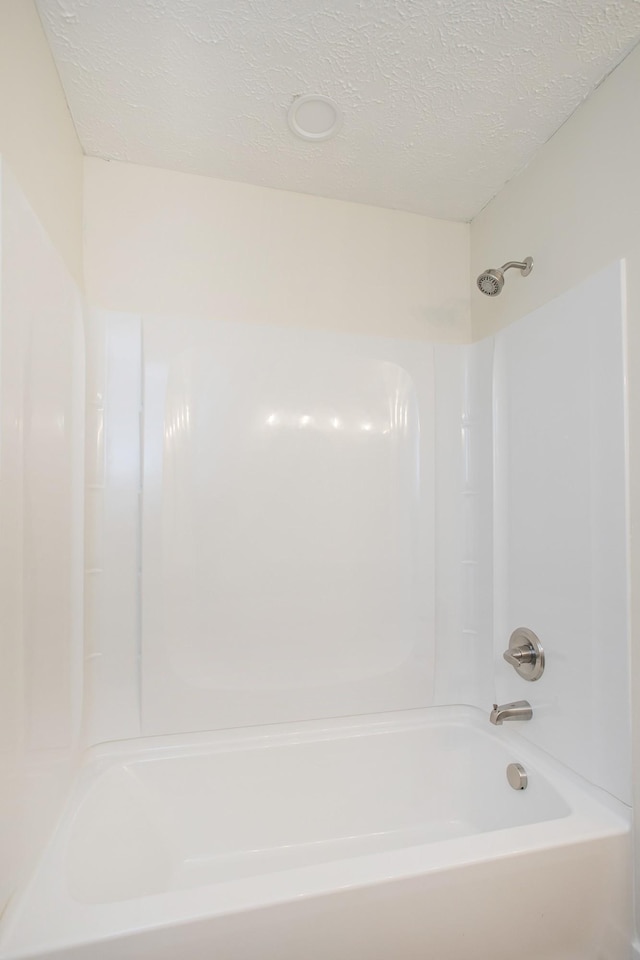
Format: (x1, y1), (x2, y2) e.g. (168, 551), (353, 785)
(287, 95), (342, 141)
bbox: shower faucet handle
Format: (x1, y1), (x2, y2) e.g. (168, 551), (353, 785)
(503, 647), (534, 667)
(502, 628), (545, 682)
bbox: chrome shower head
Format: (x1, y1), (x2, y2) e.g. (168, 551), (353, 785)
(476, 257), (533, 297)
(477, 268), (504, 296)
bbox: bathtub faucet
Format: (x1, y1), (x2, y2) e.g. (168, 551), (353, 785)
(490, 700), (533, 725)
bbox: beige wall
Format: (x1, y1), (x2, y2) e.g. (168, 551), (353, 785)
(627, 245), (640, 958)
(471, 41), (640, 340)
(471, 40), (640, 951)
(84, 157), (470, 342)
(0, 0), (83, 284)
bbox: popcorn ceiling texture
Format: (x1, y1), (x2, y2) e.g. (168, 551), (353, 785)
(36, 0), (640, 221)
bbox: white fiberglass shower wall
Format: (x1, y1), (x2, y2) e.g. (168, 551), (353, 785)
(83, 243), (630, 812)
(492, 263), (630, 803)
(86, 313), (462, 738)
(0, 158), (84, 916)
(143, 319), (437, 732)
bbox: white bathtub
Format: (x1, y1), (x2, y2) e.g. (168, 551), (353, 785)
(0, 706), (631, 960)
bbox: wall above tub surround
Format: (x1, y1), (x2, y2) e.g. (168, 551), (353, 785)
(0, 159), (85, 914)
(83, 158), (470, 344)
(470, 42), (640, 341)
(0, 0), (83, 286)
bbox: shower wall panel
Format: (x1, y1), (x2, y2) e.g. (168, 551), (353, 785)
(492, 262), (630, 803)
(83, 311), (142, 746)
(432, 340), (494, 710)
(140, 316), (439, 734)
(0, 159), (84, 912)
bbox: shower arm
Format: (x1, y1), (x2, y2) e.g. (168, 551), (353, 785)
(500, 259), (533, 276)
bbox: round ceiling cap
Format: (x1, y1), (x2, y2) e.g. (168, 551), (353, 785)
(287, 95), (342, 141)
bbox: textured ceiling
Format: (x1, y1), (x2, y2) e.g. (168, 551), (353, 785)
(37, 0), (640, 221)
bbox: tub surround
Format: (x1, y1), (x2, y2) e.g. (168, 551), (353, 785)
(81, 264), (630, 808)
(0, 159), (84, 919)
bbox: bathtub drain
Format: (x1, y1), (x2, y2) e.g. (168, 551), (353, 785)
(506, 763), (528, 790)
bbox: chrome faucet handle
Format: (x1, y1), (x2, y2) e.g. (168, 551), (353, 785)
(502, 627), (545, 681)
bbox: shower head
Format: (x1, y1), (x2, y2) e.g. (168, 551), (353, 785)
(477, 268), (504, 296)
(476, 257), (533, 297)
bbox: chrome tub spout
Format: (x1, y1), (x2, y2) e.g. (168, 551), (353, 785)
(490, 700), (533, 725)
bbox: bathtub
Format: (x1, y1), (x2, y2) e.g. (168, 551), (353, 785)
(0, 706), (631, 960)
